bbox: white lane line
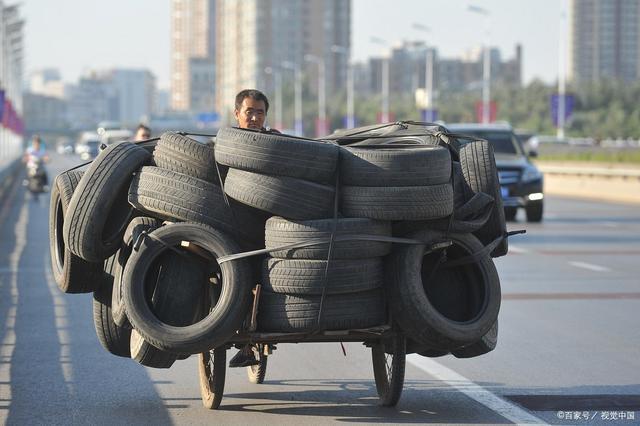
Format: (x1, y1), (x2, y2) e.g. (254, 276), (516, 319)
(602, 221), (619, 228)
(568, 261), (611, 272)
(508, 245), (529, 254)
(407, 355), (546, 425)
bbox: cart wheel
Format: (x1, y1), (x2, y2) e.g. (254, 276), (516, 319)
(371, 333), (406, 407)
(247, 344), (268, 384)
(198, 347), (226, 409)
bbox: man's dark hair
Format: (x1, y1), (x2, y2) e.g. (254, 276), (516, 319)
(136, 123), (150, 133)
(235, 89), (270, 113)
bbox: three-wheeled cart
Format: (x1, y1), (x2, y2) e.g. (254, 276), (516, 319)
(197, 322), (406, 409)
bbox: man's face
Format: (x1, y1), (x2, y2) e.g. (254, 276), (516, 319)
(235, 97), (266, 130)
(135, 128), (151, 141)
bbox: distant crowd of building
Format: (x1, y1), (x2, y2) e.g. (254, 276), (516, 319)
(9, 0), (640, 141)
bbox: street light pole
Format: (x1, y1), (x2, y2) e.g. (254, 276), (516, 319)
(282, 61), (303, 136)
(305, 54), (327, 136)
(264, 67), (283, 130)
(558, 0), (567, 140)
(469, 5), (491, 124)
(412, 23), (434, 120)
(331, 45), (354, 128)
(371, 37), (390, 123)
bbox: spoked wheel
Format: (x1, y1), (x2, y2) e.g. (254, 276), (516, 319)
(198, 348), (226, 409)
(247, 344), (268, 384)
(371, 333), (406, 407)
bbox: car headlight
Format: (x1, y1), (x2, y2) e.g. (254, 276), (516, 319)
(521, 166), (542, 182)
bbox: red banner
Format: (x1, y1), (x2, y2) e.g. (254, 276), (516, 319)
(475, 101), (497, 123)
(1, 98), (24, 135)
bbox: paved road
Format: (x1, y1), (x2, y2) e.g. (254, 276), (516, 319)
(1, 153), (639, 425)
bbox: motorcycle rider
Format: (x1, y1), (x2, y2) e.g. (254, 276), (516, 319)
(23, 135), (50, 191)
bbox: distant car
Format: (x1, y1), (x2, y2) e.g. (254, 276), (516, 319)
(56, 142), (74, 155)
(99, 129), (133, 150)
(446, 123), (544, 223)
(80, 140), (101, 161)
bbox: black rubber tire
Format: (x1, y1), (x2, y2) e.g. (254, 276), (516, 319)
(224, 168), (335, 220)
(49, 170), (105, 293)
(257, 289), (386, 332)
(122, 223), (253, 354)
(339, 145), (451, 186)
(112, 217), (160, 328)
(387, 229), (501, 351)
(451, 319), (498, 359)
(63, 141), (151, 262)
(262, 258), (383, 295)
(130, 329), (177, 368)
(247, 344), (268, 384)
(265, 216), (391, 259)
(199, 348), (226, 409)
(92, 254), (132, 358)
(526, 201), (543, 223)
(459, 140), (508, 257)
(341, 183), (453, 220)
(128, 166), (266, 245)
(153, 132), (223, 184)
(215, 127), (339, 183)
(504, 207), (517, 222)
(372, 333), (406, 407)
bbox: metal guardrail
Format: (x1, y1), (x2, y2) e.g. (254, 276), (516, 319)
(537, 164), (640, 180)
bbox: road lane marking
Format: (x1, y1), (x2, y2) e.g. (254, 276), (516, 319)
(0, 195), (29, 408)
(507, 245), (529, 254)
(407, 355), (546, 425)
(43, 253), (76, 395)
(568, 261), (611, 272)
(503, 292), (640, 300)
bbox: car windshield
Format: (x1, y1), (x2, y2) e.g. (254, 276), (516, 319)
(455, 130), (523, 155)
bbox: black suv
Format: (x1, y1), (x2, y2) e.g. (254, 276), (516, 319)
(446, 123), (544, 222)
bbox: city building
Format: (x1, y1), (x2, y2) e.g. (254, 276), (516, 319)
(170, 0), (216, 113)
(367, 43), (522, 95)
(66, 69), (156, 131)
(0, 1), (24, 167)
(23, 93), (69, 133)
(569, 0), (640, 83)
(112, 69), (156, 127)
(215, 0), (351, 125)
(28, 68), (67, 99)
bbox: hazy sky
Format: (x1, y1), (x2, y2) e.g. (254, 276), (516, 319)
(23, 0), (562, 89)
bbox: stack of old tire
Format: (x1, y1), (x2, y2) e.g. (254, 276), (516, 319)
(214, 128), (393, 332)
(327, 122), (505, 358)
(49, 134), (259, 368)
(50, 122), (506, 367)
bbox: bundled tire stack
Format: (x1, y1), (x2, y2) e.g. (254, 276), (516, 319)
(50, 122), (508, 368)
(50, 134), (256, 367)
(328, 123), (505, 357)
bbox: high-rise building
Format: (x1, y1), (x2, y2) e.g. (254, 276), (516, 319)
(0, 1), (24, 167)
(66, 69), (156, 130)
(112, 69), (156, 126)
(569, 0), (640, 83)
(215, 0), (351, 124)
(170, 0), (216, 112)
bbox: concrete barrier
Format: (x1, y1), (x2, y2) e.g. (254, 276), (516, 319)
(536, 161), (640, 205)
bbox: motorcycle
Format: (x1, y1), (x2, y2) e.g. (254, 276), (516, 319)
(24, 157), (49, 195)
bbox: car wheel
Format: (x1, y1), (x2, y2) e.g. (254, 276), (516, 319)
(526, 201), (543, 223)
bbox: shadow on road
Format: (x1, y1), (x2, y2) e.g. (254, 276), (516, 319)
(1, 182), (174, 425)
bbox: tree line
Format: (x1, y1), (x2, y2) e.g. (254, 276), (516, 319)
(277, 79), (640, 139)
